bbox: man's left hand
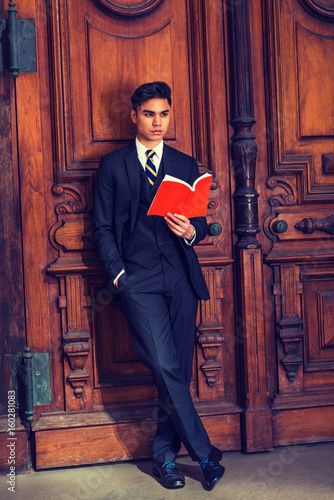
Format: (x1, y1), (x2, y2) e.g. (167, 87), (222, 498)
(165, 213), (194, 240)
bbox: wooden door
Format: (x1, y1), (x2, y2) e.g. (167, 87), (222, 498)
(255, 0), (334, 445)
(2, 0), (333, 474)
(0, 0), (241, 469)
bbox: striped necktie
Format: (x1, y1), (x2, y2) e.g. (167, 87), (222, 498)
(145, 149), (157, 185)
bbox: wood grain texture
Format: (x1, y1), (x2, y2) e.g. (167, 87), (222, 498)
(0, 418), (29, 474)
(262, 2), (334, 451)
(50, 0), (193, 177)
(15, 0), (52, 357)
(6, 0), (334, 470)
(228, 0), (272, 451)
(237, 248), (273, 451)
(33, 407), (241, 469)
(303, 271), (334, 370)
(43, 0), (238, 465)
(296, 23), (334, 138)
(0, 61), (26, 413)
(273, 406), (334, 446)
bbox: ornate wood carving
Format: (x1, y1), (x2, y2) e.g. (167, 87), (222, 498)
(60, 275), (91, 398)
(266, 177), (298, 207)
(197, 331), (224, 387)
(263, 177), (298, 245)
(91, 0), (164, 19)
(197, 269), (224, 387)
(49, 182), (96, 267)
(299, 0), (334, 20)
(229, 0), (260, 249)
(277, 317), (303, 382)
(295, 214), (334, 235)
(63, 341), (91, 397)
(273, 264), (304, 383)
(48, 182), (95, 401)
(264, 174), (334, 254)
(52, 183), (87, 214)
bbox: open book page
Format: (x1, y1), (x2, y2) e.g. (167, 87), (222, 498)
(147, 173), (212, 218)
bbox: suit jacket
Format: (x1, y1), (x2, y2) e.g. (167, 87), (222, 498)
(93, 141), (210, 300)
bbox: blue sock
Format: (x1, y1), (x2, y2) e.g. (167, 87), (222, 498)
(199, 457), (209, 469)
(162, 461), (175, 469)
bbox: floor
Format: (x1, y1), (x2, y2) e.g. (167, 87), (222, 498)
(0, 442), (333, 500)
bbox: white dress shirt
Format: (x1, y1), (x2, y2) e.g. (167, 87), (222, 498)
(136, 137), (163, 172)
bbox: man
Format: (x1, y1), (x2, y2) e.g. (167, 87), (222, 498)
(93, 81), (225, 490)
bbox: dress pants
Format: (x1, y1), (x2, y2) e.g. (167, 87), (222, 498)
(119, 255), (212, 463)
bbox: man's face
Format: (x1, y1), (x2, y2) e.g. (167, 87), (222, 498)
(130, 98), (171, 148)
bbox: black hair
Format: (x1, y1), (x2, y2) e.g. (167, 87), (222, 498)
(131, 81), (172, 111)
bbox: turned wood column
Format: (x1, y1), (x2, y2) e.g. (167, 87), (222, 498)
(228, 0), (273, 451)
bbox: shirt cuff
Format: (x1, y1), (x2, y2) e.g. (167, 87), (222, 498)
(184, 227), (196, 246)
(113, 269), (125, 286)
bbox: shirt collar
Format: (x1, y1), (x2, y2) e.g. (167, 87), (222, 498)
(135, 137), (164, 161)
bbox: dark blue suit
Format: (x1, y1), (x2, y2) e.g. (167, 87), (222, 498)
(94, 140), (212, 462)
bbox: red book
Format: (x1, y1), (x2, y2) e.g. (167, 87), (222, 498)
(147, 173), (212, 218)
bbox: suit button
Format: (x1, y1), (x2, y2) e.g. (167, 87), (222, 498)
(152, 255), (157, 259)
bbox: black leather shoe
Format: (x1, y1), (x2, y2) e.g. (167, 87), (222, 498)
(152, 460), (185, 489)
(201, 446), (225, 491)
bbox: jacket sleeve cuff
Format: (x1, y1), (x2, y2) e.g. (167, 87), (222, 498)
(113, 269), (125, 286)
(106, 258), (126, 282)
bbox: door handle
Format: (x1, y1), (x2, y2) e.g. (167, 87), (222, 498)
(295, 215), (334, 235)
(272, 220), (288, 233)
(208, 223), (222, 236)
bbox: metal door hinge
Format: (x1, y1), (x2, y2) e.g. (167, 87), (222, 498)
(0, 2), (37, 78)
(11, 348), (51, 422)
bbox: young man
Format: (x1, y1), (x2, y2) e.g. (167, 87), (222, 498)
(93, 82), (225, 490)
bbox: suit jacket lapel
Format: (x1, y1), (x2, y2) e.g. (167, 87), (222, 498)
(163, 144), (187, 182)
(124, 141), (140, 235)
(162, 144), (180, 179)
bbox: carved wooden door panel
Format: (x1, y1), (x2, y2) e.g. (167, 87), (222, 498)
(260, 0), (334, 445)
(21, 0), (241, 468)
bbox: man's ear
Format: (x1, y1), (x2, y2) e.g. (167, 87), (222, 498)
(130, 108), (137, 124)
